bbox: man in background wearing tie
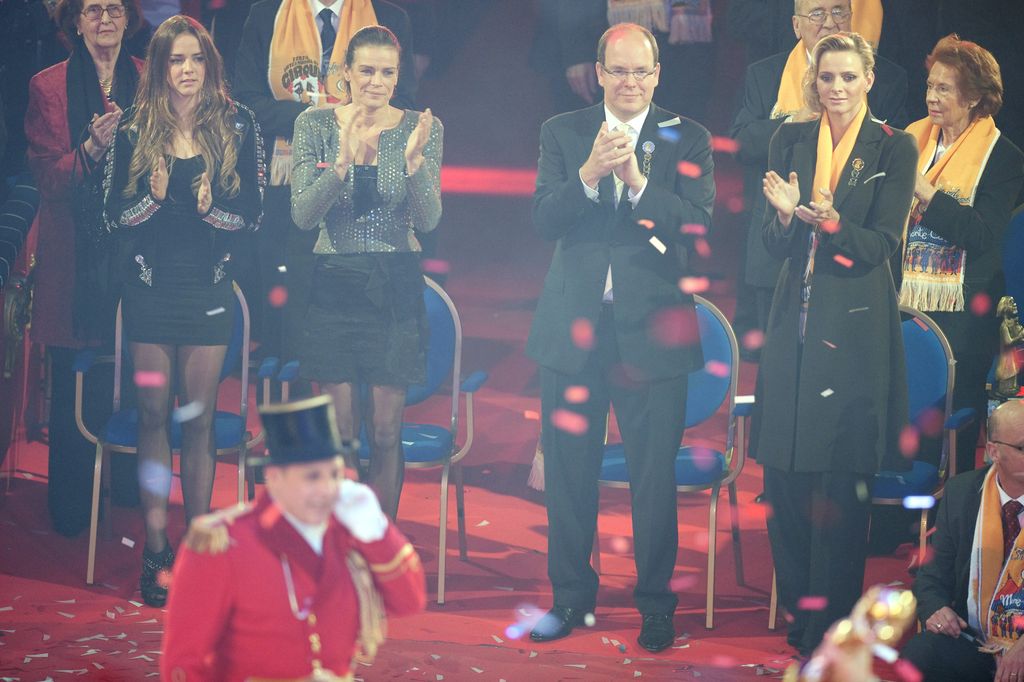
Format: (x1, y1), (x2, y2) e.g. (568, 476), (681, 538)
(526, 23), (714, 653)
(233, 0), (415, 395)
(902, 399), (1024, 681)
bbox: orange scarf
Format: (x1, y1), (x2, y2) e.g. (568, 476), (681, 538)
(772, 39), (808, 120)
(851, 0), (883, 47)
(812, 102), (869, 203)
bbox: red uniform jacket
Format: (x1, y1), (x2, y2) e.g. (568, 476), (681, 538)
(161, 493), (426, 681)
(24, 57), (143, 348)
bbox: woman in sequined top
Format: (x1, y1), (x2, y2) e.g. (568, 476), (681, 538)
(103, 15), (264, 607)
(290, 25), (442, 519)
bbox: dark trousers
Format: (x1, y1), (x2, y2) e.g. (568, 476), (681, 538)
(764, 466), (871, 653)
(540, 304), (688, 615)
(901, 631), (996, 681)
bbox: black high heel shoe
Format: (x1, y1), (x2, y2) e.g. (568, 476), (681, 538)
(140, 544), (175, 607)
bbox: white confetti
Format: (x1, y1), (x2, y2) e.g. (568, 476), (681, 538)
(635, 673), (643, 678)
(121, 537), (135, 548)
(903, 495), (936, 510)
(105, 611), (116, 620)
(491, 634), (504, 643)
(848, 306), (869, 313)
(430, 654), (441, 661)
(471, 668), (484, 674)
(584, 613), (596, 627)
(205, 306), (226, 316)
(57, 611), (76, 618)
(494, 586), (514, 591)
(173, 401), (205, 423)
(0, 607), (12, 612)
(529, 651), (538, 658)
(648, 235), (667, 254)
(820, 388), (834, 397)
(54, 599), (77, 604)
(565, 664), (587, 669)
(277, 265), (287, 273)
(128, 601), (144, 608)
(475, 520), (490, 527)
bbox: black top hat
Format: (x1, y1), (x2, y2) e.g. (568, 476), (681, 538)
(252, 395), (351, 466)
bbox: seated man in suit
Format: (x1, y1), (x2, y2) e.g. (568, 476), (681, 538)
(526, 22), (713, 652)
(902, 399), (1024, 681)
(729, 0), (907, 345)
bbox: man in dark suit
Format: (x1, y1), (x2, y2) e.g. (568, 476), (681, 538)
(729, 0), (908, 344)
(233, 0), (415, 391)
(526, 23), (714, 653)
(902, 399), (1024, 681)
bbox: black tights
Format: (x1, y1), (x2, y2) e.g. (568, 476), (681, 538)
(322, 382), (405, 519)
(130, 342), (227, 553)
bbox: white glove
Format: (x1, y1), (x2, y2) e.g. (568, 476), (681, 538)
(333, 479), (389, 543)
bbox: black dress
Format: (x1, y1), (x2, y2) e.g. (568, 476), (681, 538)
(103, 104), (265, 346)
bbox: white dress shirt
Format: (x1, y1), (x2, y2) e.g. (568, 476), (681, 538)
(310, 0), (343, 32)
(281, 509), (329, 556)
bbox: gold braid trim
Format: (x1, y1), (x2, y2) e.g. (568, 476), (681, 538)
(183, 503), (250, 554)
(347, 551), (387, 666)
(367, 543), (415, 575)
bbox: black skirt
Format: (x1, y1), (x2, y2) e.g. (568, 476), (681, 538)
(299, 252), (427, 386)
(122, 272), (234, 346)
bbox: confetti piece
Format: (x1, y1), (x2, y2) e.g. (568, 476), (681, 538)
(899, 425), (920, 458)
(105, 611), (116, 620)
(678, 277), (709, 294)
(903, 495), (935, 510)
(523, 410), (539, 421)
(727, 196), (745, 213)
(133, 371), (166, 388)
(584, 613), (596, 627)
(206, 306), (226, 316)
(571, 318), (595, 350)
(657, 128), (681, 143)
(551, 408), (588, 436)
(54, 599), (76, 604)
(742, 329), (765, 351)
(619, 644), (628, 653)
(121, 537), (135, 548)
(670, 575), (699, 591)
(677, 161), (701, 178)
(819, 220), (840, 234)
(680, 223), (707, 236)
(833, 254), (854, 268)
(711, 656), (737, 668)
(57, 611), (76, 618)
(430, 654), (441, 660)
(872, 643), (899, 663)
(637, 219), (655, 230)
(624, 657), (632, 663)
(422, 258), (451, 275)
(710, 136), (740, 153)
(820, 388), (834, 397)
(822, 340), (837, 349)
(649, 235), (667, 254)
(634, 672), (643, 678)
(694, 237), (711, 259)
(475, 520), (490, 527)
(704, 360), (729, 378)
(893, 659), (923, 682)
(173, 401), (205, 423)
(856, 480), (870, 502)
(268, 286), (288, 308)
(277, 265), (287, 273)
(491, 635), (504, 643)
(471, 668), (484, 674)
(610, 536), (631, 553)
(529, 651), (538, 658)
(797, 596), (828, 611)
(970, 292), (992, 316)
(564, 385), (590, 404)
(849, 306), (869, 313)
(565, 664), (587, 669)
(436, 676), (444, 681)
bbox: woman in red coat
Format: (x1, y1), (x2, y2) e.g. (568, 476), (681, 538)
(25, 0), (143, 536)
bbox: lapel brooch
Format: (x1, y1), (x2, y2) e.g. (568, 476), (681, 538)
(641, 141), (655, 177)
(849, 157), (865, 186)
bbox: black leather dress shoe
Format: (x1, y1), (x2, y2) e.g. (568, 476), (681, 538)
(638, 613), (675, 652)
(530, 606), (587, 642)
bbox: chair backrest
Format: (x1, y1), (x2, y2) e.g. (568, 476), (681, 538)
(1004, 207), (1024, 320)
(685, 295), (739, 429)
(405, 276), (460, 409)
(900, 305), (955, 469)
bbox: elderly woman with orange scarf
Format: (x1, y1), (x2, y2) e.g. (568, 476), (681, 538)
(899, 34), (1024, 476)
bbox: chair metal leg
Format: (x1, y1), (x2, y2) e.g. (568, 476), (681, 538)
(768, 569), (778, 630)
(454, 463), (467, 560)
(437, 460), (451, 606)
(727, 481), (744, 587)
(237, 435), (248, 505)
(591, 528), (602, 575)
(706, 484), (720, 630)
(918, 508), (928, 568)
(100, 448), (112, 539)
(86, 442), (104, 585)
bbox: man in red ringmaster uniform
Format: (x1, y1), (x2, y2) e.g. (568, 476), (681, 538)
(162, 394), (425, 681)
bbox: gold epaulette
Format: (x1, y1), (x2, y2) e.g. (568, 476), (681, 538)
(367, 543), (420, 582)
(183, 503), (250, 554)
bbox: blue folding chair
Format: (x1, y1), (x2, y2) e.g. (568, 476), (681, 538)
(595, 294), (745, 629)
(74, 282), (262, 584)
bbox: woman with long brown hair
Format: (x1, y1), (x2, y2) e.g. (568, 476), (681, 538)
(103, 14), (264, 606)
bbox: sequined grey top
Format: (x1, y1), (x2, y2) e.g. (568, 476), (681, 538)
(290, 108), (443, 254)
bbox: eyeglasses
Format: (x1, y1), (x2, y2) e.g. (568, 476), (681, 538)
(600, 65), (656, 82)
(795, 8), (852, 24)
(81, 4), (125, 20)
(992, 440), (1024, 455)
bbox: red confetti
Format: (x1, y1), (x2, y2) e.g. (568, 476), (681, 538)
(820, 220), (840, 234)
(677, 161), (701, 178)
(680, 223), (707, 236)
(678, 276), (710, 294)
(422, 258), (451, 275)
(832, 254), (854, 268)
(704, 360), (730, 378)
(893, 659), (922, 682)
(636, 218), (655, 230)
(797, 595), (828, 611)
(609, 536), (631, 554)
(690, 447), (718, 471)
(692, 530), (710, 551)
(523, 410), (540, 421)
(970, 292), (992, 317)
(669, 574), (698, 591)
(550, 408), (588, 436)
(710, 136), (740, 153)
(726, 196), (745, 213)
(258, 504), (281, 529)
(710, 655), (738, 668)
(134, 371), (166, 388)
(917, 406), (943, 438)
(742, 329), (765, 351)
(564, 385), (590, 404)
(694, 237), (711, 259)
(268, 285), (288, 308)
(899, 425), (921, 458)
(570, 318), (595, 350)
(881, 122), (895, 137)
(649, 306), (700, 347)
(1013, 614), (1024, 632)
